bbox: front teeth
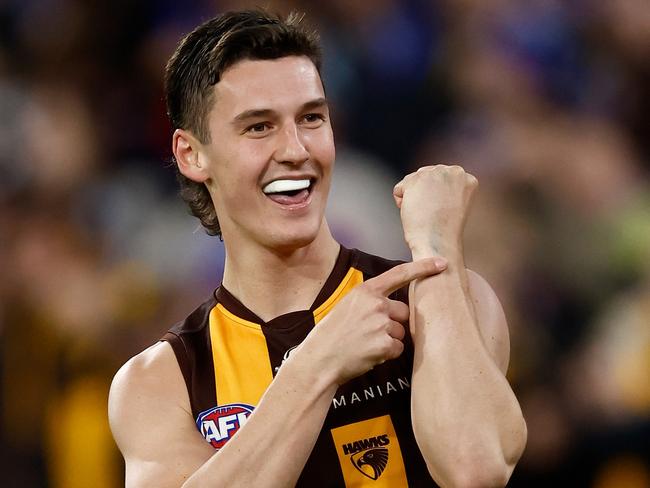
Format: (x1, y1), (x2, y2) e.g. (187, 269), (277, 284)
(263, 179), (311, 194)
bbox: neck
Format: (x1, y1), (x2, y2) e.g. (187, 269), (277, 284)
(221, 222), (340, 322)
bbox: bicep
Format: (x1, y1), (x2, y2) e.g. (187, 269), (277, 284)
(467, 270), (510, 374)
(109, 342), (214, 488)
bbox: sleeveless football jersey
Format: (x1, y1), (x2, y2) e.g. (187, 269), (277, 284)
(162, 246), (437, 486)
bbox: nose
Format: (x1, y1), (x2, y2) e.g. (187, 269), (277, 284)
(273, 124), (309, 166)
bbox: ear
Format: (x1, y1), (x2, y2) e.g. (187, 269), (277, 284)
(172, 129), (209, 183)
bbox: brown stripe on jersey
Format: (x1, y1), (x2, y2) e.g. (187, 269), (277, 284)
(389, 398), (435, 486)
(297, 431), (347, 486)
(162, 297), (218, 419)
(353, 249), (408, 301)
(214, 286), (264, 324)
(259, 311), (316, 376)
(209, 304), (274, 406)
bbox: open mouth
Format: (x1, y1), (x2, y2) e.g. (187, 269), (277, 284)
(262, 178), (314, 205)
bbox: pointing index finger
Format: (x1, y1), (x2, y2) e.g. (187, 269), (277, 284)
(367, 258), (447, 296)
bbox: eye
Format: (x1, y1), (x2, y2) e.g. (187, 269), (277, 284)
(301, 113), (325, 127)
(244, 122), (271, 136)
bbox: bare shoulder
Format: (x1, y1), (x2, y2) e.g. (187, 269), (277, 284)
(109, 342), (186, 434)
(108, 341), (190, 455)
(110, 341), (183, 402)
(109, 342), (213, 487)
(466, 270), (510, 374)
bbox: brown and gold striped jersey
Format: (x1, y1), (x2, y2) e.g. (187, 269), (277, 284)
(162, 246), (436, 486)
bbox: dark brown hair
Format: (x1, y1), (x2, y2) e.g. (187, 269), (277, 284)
(164, 9), (322, 237)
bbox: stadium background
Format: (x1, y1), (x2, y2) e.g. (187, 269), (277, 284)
(1, 0), (649, 486)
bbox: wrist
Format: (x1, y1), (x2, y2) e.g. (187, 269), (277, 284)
(408, 238), (462, 261)
(286, 343), (340, 392)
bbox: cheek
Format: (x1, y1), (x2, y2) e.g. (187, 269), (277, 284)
(207, 165), (257, 217)
(312, 130), (336, 171)
(214, 147), (266, 188)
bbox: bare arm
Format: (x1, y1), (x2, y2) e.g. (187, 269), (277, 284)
(409, 256), (526, 487)
(395, 166), (527, 487)
(109, 260), (446, 487)
(109, 341), (337, 488)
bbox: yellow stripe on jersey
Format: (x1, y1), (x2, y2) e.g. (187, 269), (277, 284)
(209, 304), (274, 406)
(209, 265), (363, 405)
(313, 267), (364, 324)
(331, 415), (407, 487)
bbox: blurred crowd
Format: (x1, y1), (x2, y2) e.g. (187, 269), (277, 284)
(1, 0), (649, 486)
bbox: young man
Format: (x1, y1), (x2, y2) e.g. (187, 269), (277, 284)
(109, 10), (527, 487)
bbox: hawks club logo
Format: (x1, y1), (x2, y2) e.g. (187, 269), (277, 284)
(342, 435), (390, 480)
(196, 403), (255, 450)
(274, 344), (299, 373)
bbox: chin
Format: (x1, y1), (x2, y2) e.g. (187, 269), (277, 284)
(269, 231), (318, 252)
(264, 220), (322, 252)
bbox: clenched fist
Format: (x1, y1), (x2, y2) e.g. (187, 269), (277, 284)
(393, 165), (478, 259)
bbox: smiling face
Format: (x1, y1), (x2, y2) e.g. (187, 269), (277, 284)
(194, 56), (335, 251)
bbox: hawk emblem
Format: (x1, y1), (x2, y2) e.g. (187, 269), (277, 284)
(351, 447), (389, 480)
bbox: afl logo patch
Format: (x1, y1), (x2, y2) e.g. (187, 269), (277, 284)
(196, 403), (255, 450)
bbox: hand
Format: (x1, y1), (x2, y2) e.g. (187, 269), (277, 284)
(393, 165), (478, 258)
(297, 258), (447, 386)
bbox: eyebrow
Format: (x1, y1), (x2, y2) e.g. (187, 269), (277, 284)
(232, 97), (329, 124)
(301, 97), (329, 112)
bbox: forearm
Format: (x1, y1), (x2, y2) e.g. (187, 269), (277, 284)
(184, 354), (338, 488)
(410, 246), (526, 487)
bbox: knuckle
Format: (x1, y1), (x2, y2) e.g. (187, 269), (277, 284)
(387, 339), (404, 359)
(374, 298), (388, 313)
(381, 336), (395, 354)
(385, 318), (396, 333)
(404, 173), (417, 186)
(359, 279), (373, 290)
(359, 282), (376, 295)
